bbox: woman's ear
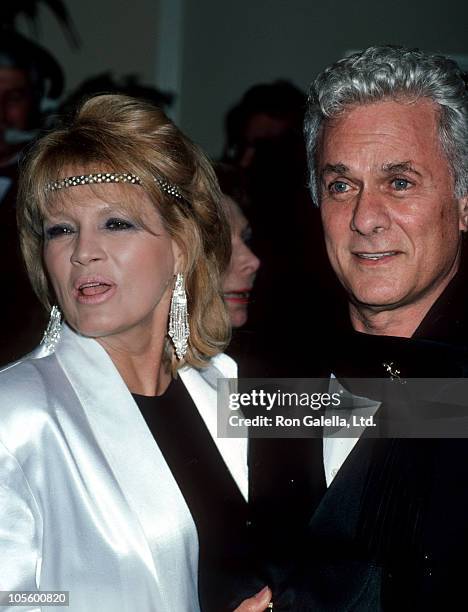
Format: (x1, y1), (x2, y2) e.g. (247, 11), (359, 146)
(171, 239), (185, 274)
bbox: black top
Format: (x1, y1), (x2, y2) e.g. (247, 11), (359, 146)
(132, 377), (251, 611)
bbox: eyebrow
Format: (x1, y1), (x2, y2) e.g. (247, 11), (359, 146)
(321, 161), (423, 178)
(44, 203), (132, 221)
(381, 161), (422, 177)
(321, 163), (349, 176)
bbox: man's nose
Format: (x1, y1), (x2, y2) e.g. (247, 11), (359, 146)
(350, 188), (391, 235)
(70, 232), (106, 265)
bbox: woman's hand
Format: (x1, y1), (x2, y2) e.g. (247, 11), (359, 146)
(233, 586), (272, 611)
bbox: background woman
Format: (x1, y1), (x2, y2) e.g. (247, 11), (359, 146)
(0, 94), (262, 611)
(215, 163), (260, 329)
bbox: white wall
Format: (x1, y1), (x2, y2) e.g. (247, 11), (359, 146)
(17, 0), (161, 95)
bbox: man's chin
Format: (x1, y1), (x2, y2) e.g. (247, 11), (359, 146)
(349, 291), (409, 313)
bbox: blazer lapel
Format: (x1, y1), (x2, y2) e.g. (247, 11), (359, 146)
(179, 355), (248, 501)
(54, 325), (198, 576)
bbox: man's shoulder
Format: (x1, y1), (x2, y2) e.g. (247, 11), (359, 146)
(227, 329), (331, 378)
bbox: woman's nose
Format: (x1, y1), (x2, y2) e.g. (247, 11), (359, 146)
(241, 244), (261, 275)
(70, 231), (106, 266)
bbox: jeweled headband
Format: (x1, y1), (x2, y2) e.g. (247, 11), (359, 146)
(45, 172), (190, 207)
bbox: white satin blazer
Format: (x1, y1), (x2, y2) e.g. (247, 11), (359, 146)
(0, 324), (247, 611)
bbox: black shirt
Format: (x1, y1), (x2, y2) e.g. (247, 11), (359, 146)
(133, 377), (251, 611)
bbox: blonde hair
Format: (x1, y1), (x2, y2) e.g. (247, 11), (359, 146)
(18, 94), (232, 371)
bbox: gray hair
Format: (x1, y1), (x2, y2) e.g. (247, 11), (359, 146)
(304, 45), (468, 205)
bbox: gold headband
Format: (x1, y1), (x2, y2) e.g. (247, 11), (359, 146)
(45, 172), (189, 206)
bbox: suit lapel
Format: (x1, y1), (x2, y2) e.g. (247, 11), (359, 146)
(54, 325), (198, 574)
(179, 355), (248, 501)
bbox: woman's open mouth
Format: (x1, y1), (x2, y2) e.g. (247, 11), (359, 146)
(223, 289), (251, 304)
(74, 277), (117, 304)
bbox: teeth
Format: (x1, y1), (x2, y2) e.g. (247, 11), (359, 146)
(357, 252), (396, 260)
(224, 291), (249, 299)
(78, 281), (110, 291)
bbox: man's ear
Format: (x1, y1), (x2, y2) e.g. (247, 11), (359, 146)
(458, 195), (468, 232)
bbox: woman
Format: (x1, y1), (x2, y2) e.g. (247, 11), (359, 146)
(215, 164), (261, 329)
(0, 94), (270, 611)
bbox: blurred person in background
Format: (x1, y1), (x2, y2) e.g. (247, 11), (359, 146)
(222, 80), (306, 172)
(215, 163), (260, 329)
(57, 71), (174, 119)
(0, 29), (66, 363)
(222, 81), (344, 353)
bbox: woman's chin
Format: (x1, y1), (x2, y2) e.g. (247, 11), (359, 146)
(65, 318), (113, 339)
(229, 307), (248, 328)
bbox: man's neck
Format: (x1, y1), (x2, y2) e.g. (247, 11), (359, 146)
(350, 305), (425, 338)
(349, 274), (458, 338)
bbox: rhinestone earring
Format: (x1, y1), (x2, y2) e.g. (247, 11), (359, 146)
(41, 305), (62, 353)
(168, 273), (189, 360)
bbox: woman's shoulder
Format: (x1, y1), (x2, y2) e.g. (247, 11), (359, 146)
(179, 352), (237, 394)
(210, 352), (237, 378)
(0, 353), (58, 430)
(0, 350), (75, 476)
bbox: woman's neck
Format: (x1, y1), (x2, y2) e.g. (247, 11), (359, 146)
(97, 330), (171, 396)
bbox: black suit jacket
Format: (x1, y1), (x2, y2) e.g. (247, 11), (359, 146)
(230, 271), (468, 611)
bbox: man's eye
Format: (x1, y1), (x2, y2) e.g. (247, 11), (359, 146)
(329, 181), (349, 194)
(392, 178), (411, 191)
(105, 218), (134, 231)
(45, 225), (73, 239)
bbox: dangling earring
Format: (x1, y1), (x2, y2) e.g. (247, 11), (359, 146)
(41, 305), (62, 353)
(168, 273), (190, 360)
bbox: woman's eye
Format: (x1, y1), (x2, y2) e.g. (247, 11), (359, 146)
(392, 178), (411, 191)
(105, 218), (134, 231)
(241, 226), (253, 245)
(329, 181), (349, 194)
(45, 225), (74, 239)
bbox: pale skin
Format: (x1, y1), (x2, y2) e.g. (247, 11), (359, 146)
(222, 195), (261, 328)
(43, 182), (182, 396)
(234, 586), (273, 611)
(319, 99), (468, 337)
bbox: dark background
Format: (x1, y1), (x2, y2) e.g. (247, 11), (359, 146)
(17, 0), (468, 157)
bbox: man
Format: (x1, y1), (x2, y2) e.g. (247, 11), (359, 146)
(301, 45), (468, 610)
(306, 46), (468, 341)
(238, 46), (468, 611)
